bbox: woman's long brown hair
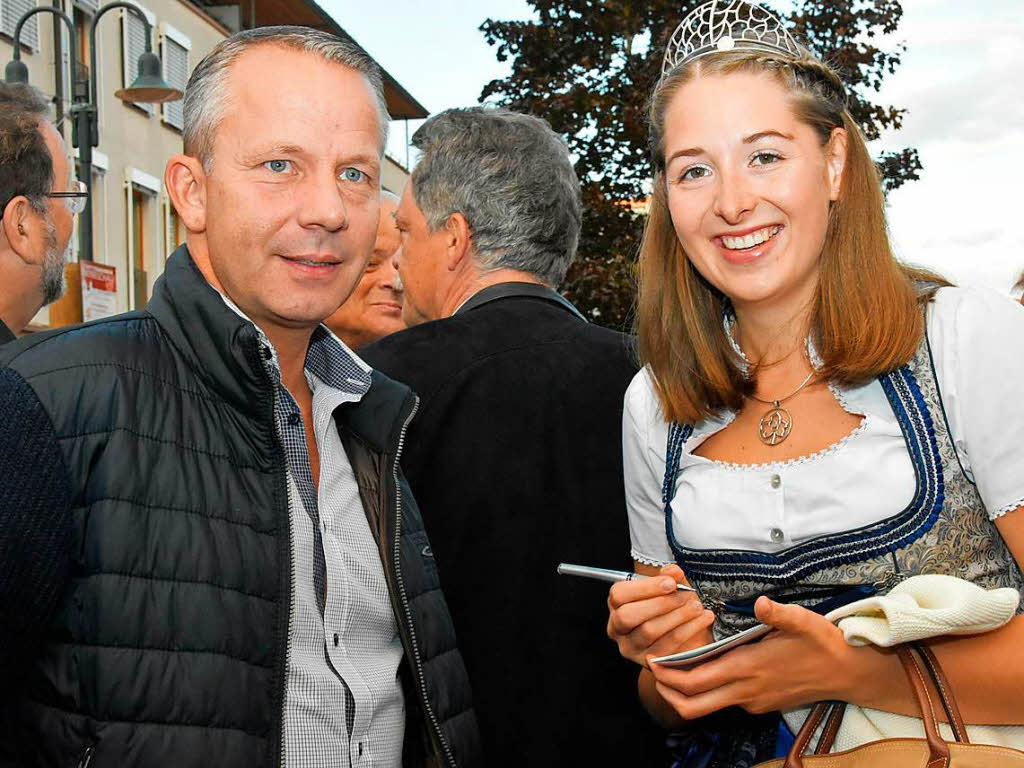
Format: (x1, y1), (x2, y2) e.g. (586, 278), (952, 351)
(636, 50), (948, 425)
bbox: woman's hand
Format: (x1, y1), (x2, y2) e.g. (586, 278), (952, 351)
(606, 564), (715, 668)
(647, 595), (890, 720)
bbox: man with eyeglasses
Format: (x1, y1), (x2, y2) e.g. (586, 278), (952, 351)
(0, 82), (88, 342)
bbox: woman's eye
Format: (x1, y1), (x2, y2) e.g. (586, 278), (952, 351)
(681, 165), (712, 182)
(265, 160), (291, 173)
(751, 151), (782, 167)
(342, 167), (366, 183)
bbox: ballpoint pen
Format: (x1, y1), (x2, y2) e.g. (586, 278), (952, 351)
(557, 563), (697, 593)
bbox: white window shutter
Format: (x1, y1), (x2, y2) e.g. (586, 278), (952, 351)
(121, 6), (154, 116)
(160, 33), (188, 130)
(1, 0), (40, 51)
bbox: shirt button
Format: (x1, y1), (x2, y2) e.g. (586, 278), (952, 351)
(770, 527), (785, 543)
(333, 633), (339, 647)
(770, 474), (781, 489)
(287, 412), (301, 426)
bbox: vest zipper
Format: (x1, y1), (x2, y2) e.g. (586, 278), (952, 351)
(250, 339), (293, 768)
(275, 418), (293, 768)
(389, 396), (458, 768)
(76, 744), (95, 768)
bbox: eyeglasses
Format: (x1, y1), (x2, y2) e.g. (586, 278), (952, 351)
(47, 180), (89, 214)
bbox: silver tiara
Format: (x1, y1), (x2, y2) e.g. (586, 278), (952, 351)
(662, 1), (803, 79)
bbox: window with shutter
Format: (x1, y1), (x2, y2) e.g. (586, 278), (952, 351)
(1, 0), (40, 51)
(121, 5), (155, 116)
(161, 32), (188, 131)
(73, 0), (98, 15)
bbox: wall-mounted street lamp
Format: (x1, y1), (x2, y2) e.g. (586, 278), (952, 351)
(4, 3), (182, 263)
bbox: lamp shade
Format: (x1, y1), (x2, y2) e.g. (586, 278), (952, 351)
(4, 58), (29, 85)
(114, 51), (182, 103)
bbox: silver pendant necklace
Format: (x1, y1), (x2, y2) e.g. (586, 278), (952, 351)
(750, 371), (815, 446)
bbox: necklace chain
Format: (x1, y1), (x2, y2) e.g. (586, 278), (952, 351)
(749, 371), (815, 407)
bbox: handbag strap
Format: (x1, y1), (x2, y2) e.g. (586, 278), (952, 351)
(898, 645), (952, 766)
(783, 703), (833, 768)
(812, 702), (847, 754)
(914, 643), (970, 743)
(783, 644), (961, 768)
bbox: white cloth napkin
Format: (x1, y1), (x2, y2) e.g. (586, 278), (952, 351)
(822, 573), (1019, 647)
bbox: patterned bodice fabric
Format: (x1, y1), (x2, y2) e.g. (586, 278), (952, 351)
(662, 330), (1024, 638)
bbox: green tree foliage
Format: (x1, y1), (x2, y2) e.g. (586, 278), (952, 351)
(480, 0), (920, 329)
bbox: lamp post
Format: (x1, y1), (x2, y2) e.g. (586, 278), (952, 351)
(4, 2), (182, 263)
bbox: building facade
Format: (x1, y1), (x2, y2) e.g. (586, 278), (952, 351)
(0, 0), (425, 327)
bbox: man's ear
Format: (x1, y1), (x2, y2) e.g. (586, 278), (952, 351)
(444, 211), (473, 272)
(165, 154), (208, 233)
(1, 196), (46, 264)
(826, 127), (848, 202)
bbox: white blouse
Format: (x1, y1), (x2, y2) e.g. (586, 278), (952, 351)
(625, 286), (1024, 566)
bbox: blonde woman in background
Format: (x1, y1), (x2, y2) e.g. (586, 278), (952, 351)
(605, 2), (1024, 764)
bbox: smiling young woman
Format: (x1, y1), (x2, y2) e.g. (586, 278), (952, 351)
(637, 50), (947, 426)
(605, 2), (1024, 766)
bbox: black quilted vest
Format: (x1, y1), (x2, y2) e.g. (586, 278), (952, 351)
(0, 248), (480, 768)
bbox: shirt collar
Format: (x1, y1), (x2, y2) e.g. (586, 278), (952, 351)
(217, 292), (371, 399)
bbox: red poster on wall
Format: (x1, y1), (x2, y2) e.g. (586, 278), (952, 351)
(80, 261), (118, 322)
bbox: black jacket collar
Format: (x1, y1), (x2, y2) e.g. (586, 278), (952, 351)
(0, 318), (15, 345)
(456, 281), (587, 321)
(146, 245), (413, 453)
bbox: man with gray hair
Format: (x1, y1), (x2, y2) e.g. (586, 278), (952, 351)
(361, 107), (667, 766)
(0, 26), (478, 768)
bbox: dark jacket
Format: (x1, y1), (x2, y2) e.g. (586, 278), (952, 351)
(0, 318), (14, 345)
(0, 248), (480, 768)
(361, 283), (669, 767)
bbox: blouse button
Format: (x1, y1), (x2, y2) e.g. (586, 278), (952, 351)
(770, 474), (781, 489)
(770, 527), (785, 543)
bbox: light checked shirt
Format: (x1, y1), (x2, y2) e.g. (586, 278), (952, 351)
(221, 295), (405, 768)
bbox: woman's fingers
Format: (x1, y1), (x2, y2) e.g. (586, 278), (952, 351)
(659, 563), (689, 584)
(648, 643), (757, 697)
(605, 567), (713, 666)
(756, 596), (828, 638)
(624, 600), (712, 653)
(607, 590), (701, 638)
(608, 574), (678, 610)
(652, 676), (750, 721)
(651, 608), (716, 652)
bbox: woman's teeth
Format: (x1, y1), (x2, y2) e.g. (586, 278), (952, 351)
(721, 226), (781, 251)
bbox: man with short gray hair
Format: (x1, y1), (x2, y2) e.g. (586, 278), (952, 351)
(0, 26), (479, 768)
(361, 107), (666, 766)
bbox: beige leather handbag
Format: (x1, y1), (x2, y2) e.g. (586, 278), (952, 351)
(755, 644), (1024, 768)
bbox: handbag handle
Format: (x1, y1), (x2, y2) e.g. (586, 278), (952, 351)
(783, 643), (967, 768)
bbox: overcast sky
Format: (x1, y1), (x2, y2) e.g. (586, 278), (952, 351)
(322, 0), (1024, 296)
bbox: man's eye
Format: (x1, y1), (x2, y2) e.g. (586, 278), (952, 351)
(342, 168), (366, 183)
(265, 160), (291, 173)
